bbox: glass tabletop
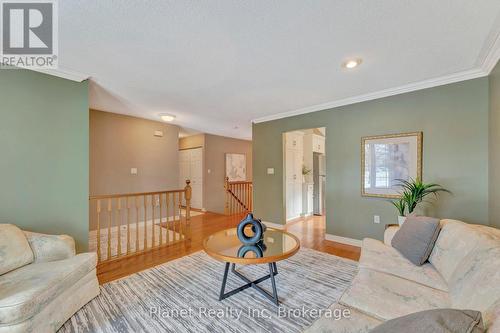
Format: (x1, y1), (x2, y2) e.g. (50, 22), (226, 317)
(203, 227), (300, 264)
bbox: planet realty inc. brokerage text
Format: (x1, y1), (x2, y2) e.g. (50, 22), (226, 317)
(149, 306), (351, 321)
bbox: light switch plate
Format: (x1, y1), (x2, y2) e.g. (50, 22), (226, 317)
(131, 168), (138, 175)
(267, 168), (275, 175)
(374, 215), (380, 224)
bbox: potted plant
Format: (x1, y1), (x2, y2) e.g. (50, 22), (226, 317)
(391, 198), (407, 226)
(302, 165), (312, 183)
(390, 178), (450, 225)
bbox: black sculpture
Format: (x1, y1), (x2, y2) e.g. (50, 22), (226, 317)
(237, 213), (267, 245)
(237, 244), (264, 258)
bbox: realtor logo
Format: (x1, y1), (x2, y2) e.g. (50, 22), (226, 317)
(1, 0), (58, 69)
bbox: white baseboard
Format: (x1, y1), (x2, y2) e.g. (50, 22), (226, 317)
(262, 221), (285, 230)
(325, 234), (362, 247)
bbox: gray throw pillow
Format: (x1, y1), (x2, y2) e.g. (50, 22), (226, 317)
(370, 309), (485, 333)
(391, 216), (440, 266)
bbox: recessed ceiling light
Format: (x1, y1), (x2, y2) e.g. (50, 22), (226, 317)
(160, 114), (176, 122)
(342, 58), (362, 69)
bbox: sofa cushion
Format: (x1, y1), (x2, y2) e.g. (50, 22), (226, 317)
(391, 216), (441, 266)
(0, 224), (33, 275)
(370, 309), (485, 333)
(469, 224), (500, 240)
(449, 239), (500, 316)
(304, 302), (382, 333)
(340, 268), (450, 321)
(0, 252), (96, 325)
(360, 238), (448, 291)
(23, 231), (75, 262)
(483, 299), (500, 332)
(429, 220), (496, 283)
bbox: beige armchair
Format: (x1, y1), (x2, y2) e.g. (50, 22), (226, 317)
(0, 224), (99, 333)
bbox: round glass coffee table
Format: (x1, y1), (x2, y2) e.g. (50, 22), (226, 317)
(203, 227), (300, 306)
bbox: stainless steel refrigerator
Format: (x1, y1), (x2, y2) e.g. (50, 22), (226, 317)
(313, 152), (326, 215)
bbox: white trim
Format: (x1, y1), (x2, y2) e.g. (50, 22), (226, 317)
(481, 32), (500, 74)
(262, 221), (285, 230)
(477, 13), (500, 74)
(252, 68), (487, 123)
(325, 233), (362, 247)
(286, 215), (301, 222)
(30, 67), (90, 82)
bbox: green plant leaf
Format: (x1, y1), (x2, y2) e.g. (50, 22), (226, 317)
(390, 198), (406, 216)
(393, 178), (451, 214)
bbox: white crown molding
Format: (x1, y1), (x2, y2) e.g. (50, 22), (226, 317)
(252, 67), (487, 124)
(262, 221), (285, 230)
(325, 234), (362, 247)
(480, 32), (500, 74)
(477, 12), (500, 74)
(30, 67), (90, 82)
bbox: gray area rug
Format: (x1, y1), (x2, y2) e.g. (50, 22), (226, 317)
(59, 248), (357, 333)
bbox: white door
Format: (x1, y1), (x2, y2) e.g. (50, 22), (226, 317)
(179, 148), (203, 209)
(286, 178), (294, 220)
(285, 147), (295, 220)
(285, 132), (303, 221)
(189, 148), (203, 209)
(293, 150), (303, 218)
(179, 150), (191, 188)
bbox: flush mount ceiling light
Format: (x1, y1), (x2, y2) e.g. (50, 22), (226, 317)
(160, 113), (176, 122)
(342, 58), (363, 69)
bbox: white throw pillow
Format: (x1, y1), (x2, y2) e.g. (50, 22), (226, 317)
(0, 224), (34, 275)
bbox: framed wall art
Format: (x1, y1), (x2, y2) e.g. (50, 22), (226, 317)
(361, 132), (422, 198)
(225, 153), (246, 181)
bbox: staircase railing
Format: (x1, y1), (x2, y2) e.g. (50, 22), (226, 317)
(224, 177), (253, 215)
(89, 180), (192, 264)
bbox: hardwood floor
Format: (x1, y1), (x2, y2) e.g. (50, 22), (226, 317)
(286, 215), (361, 261)
(96, 212), (361, 284)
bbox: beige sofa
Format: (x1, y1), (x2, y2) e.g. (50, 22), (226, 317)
(0, 224), (99, 332)
(307, 219), (500, 332)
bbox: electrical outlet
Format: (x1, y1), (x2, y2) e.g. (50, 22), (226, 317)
(130, 168), (138, 175)
(374, 215), (381, 224)
(267, 168), (275, 175)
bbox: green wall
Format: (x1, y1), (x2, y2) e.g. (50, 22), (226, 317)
(253, 78), (490, 241)
(490, 60), (500, 229)
(0, 69), (89, 251)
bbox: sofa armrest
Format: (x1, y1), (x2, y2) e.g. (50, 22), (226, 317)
(23, 231), (76, 262)
(384, 224), (400, 246)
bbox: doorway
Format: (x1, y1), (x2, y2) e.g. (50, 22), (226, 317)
(179, 147), (203, 209)
(283, 127), (326, 223)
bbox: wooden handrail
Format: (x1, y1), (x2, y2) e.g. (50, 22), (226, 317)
(227, 188), (249, 210)
(227, 180), (253, 185)
(89, 180), (192, 264)
(224, 177), (253, 215)
(90, 188), (186, 200)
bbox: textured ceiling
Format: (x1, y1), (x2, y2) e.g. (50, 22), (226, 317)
(58, 1), (500, 139)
